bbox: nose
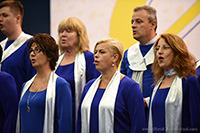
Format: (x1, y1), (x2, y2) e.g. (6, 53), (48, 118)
(157, 48), (164, 54)
(94, 52), (99, 58)
(131, 21), (136, 29)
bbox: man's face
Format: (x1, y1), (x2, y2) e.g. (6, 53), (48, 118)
(0, 7), (18, 36)
(131, 10), (154, 42)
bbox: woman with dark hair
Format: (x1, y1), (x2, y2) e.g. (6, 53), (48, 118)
(16, 33), (72, 133)
(148, 33), (200, 132)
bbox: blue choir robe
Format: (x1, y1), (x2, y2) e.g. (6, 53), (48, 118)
(0, 72), (18, 133)
(19, 77), (72, 132)
(55, 51), (100, 132)
(76, 76), (146, 133)
(0, 34), (36, 97)
(149, 75), (200, 132)
(120, 44), (154, 98)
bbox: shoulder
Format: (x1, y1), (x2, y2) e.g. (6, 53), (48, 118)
(121, 75), (139, 86)
(82, 78), (96, 94)
(83, 51), (94, 57)
(0, 71), (15, 82)
(119, 76), (140, 93)
(182, 75), (199, 90)
(183, 75), (198, 83)
(85, 78), (96, 88)
(56, 76), (70, 88)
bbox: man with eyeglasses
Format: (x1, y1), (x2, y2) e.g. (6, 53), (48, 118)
(0, 0), (36, 98)
(120, 5), (159, 108)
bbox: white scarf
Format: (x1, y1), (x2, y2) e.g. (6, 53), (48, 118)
(55, 52), (86, 121)
(148, 75), (183, 133)
(16, 71), (58, 133)
(196, 60), (200, 69)
(0, 32), (32, 69)
(81, 70), (120, 133)
(128, 40), (155, 91)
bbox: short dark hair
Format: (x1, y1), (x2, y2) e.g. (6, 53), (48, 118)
(134, 5), (157, 31)
(0, 45), (2, 61)
(0, 0), (24, 25)
(27, 33), (59, 70)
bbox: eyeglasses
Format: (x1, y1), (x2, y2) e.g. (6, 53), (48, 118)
(28, 47), (42, 55)
(154, 45), (171, 52)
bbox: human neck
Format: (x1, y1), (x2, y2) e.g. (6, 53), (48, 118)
(100, 69), (118, 89)
(64, 48), (77, 56)
(7, 27), (22, 41)
(36, 67), (52, 79)
(139, 33), (156, 45)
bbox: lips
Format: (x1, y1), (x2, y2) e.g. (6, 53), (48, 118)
(94, 60), (99, 65)
(133, 30), (137, 34)
(61, 39), (66, 43)
(31, 59), (36, 64)
(158, 56), (164, 62)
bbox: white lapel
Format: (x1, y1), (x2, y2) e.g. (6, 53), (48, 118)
(0, 32), (32, 63)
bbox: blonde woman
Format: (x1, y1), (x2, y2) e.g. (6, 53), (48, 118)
(76, 38), (145, 133)
(55, 17), (100, 132)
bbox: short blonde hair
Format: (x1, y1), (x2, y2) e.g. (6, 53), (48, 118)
(94, 38), (124, 67)
(58, 17), (90, 54)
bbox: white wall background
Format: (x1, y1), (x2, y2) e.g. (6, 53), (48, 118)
(51, 0), (200, 60)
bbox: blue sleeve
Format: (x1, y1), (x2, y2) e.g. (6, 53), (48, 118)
(126, 80), (146, 132)
(85, 51), (101, 82)
(120, 50), (129, 75)
(55, 77), (72, 133)
(76, 79), (95, 133)
(187, 76), (200, 131)
(0, 73), (18, 133)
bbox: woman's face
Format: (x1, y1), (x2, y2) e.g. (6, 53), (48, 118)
(59, 28), (78, 50)
(29, 43), (50, 69)
(94, 43), (114, 72)
(155, 38), (174, 72)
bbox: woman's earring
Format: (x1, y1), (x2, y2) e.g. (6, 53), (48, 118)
(112, 63), (115, 67)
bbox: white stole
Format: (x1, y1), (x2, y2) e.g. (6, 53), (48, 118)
(55, 52), (86, 121)
(16, 71), (58, 133)
(196, 60), (200, 69)
(128, 43), (154, 91)
(81, 70), (120, 133)
(0, 32), (32, 69)
(148, 75), (183, 133)
(127, 35), (159, 91)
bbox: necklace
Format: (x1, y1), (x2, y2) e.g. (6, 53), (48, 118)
(27, 81), (45, 113)
(164, 69), (177, 77)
